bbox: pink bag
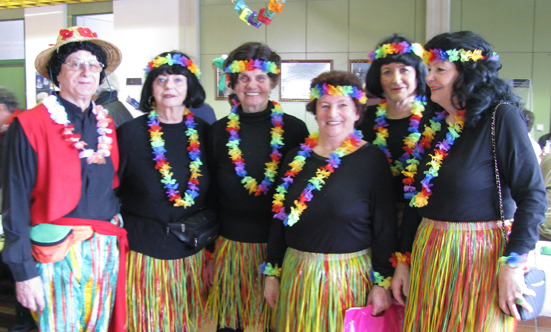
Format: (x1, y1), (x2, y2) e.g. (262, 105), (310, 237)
(343, 302), (404, 332)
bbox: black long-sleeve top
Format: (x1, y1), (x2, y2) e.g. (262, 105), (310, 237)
(208, 102), (309, 243)
(357, 104), (417, 201)
(266, 144), (397, 278)
(116, 114), (211, 260)
(1, 97), (119, 281)
(400, 104), (547, 255)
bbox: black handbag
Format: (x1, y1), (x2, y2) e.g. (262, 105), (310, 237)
(165, 208), (219, 249)
(491, 102), (547, 321)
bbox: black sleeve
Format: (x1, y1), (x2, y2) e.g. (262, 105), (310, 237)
(496, 105), (547, 255)
(399, 204), (422, 253)
(1, 119), (39, 281)
(369, 148), (398, 278)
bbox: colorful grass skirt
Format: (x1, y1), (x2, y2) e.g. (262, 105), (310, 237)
(35, 232), (120, 332)
(275, 248), (373, 332)
(126, 249), (207, 332)
(404, 218), (517, 332)
(206, 237), (271, 330)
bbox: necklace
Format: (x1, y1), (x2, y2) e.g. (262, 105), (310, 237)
(372, 96), (425, 176)
(148, 108), (202, 207)
(272, 130), (363, 227)
(227, 100), (285, 196)
(403, 110), (465, 207)
(43, 95), (112, 164)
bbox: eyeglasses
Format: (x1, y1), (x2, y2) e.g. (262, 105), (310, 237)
(63, 59), (105, 73)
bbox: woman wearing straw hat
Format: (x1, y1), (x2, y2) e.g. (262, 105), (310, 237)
(117, 51), (212, 332)
(1, 26), (127, 332)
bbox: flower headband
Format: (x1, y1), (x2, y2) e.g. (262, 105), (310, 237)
(224, 59), (280, 75)
(367, 42), (424, 63)
(310, 83), (367, 104)
(422, 48), (499, 64)
(144, 53), (201, 78)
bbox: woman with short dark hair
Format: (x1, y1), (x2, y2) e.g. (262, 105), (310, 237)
(264, 70), (397, 332)
(206, 42), (308, 332)
(117, 51), (211, 332)
(400, 31), (546, 331)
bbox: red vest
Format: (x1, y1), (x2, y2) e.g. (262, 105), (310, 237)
(17, 103), (119, 226)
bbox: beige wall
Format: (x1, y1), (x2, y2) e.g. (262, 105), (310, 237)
(451, 0), (551, 140)
(200, 0), (426, 131)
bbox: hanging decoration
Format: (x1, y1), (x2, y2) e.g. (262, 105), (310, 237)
(232, 0), (285, 28)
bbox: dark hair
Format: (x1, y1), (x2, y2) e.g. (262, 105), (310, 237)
(523, 109), (534, 131)
(0, 86), (18, 112)
(47, 41), (108, 87)
(223, 42), (281, 89)
(424, 31), (523, 127)
(139, 51), (206, 112)
(365, 34), (427, 98)
(306, 71), (367, 125)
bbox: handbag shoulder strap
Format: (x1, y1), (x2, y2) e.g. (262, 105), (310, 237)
(490, 102), (509, 243)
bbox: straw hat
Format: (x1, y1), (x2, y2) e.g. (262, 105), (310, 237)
(34, 26), (122, 81)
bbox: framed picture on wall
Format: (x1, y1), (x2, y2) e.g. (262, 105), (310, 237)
(279, 60), (333, 101)
(215, 67), (229, 100)
(348, 60), (370, 90)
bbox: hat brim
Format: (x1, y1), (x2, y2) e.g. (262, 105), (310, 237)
(34, 38), (122, 81)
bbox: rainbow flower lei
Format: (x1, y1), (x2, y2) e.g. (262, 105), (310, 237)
(310, 83), (367, 104)
(403, 111), (465, 208)
(43, 95), (113, 164)
(224, 59), (280, 75)
(422, 48), (498, 64)
(233, 0), (285, 28)
(372, 96), (426, 177)
(272, 130), (363, 227)
(148, 109), (202, 207)
(370, 271), (392, 290)
(227, 100), (285, 196)
(367, 41), (424, 63)
(144, 53), (201, 78)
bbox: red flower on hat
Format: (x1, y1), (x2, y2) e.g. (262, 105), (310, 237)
(77, 27), (95, 38)
(59, 29), (73, 40)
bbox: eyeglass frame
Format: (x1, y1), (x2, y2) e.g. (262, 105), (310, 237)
(62, 59), (105, 73)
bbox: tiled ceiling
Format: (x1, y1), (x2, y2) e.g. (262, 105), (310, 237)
(0, 0), (109, 9)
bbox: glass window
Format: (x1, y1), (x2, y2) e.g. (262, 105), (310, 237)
(0, 20), (24, 60)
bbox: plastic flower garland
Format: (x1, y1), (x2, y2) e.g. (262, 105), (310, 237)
(227, 99), (285, 196)
(259, 262), (281, 278)
(498, 252), (528, 270)
(310, 83), (367, 104)
(372, 96), (426, 177)
(272, 130), (363, 227)
(422, 48), (496, 64)
(390, 252), (411, 267)
(367, 42), (424, 63)
(43, 95), (113, 164)
(405, 111), (465, 208)
(224, 59), (280, 75)
(148, 109), (202, 207)
(370, 271), (392, 290)
(144, 53), (201, 79)
(233, 0), (285, 28)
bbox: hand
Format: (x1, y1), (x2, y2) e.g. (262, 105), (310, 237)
(263, 277), (280, 308)
(15, 276), (45, 312)
(204, 259), (215, 288)
(391, 262), (409, 306)
(498, 265), (536, 320)
(367, 285), (392, 316)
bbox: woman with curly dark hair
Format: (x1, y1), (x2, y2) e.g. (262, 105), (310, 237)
(399, 31), (546, 331)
